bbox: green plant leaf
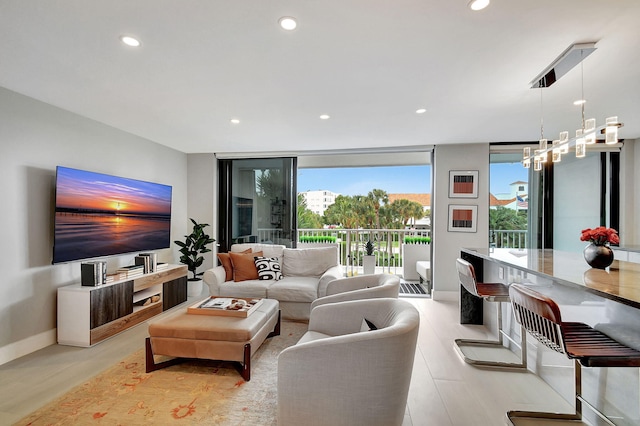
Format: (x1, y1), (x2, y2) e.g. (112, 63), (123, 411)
(174, 218), (216, 277)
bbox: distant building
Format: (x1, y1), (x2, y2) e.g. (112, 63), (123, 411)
(300, 190), (340, 216)
(491, 181), (528, 211)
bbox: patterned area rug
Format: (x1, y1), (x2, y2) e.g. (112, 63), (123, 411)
(17, 321), (307, 425)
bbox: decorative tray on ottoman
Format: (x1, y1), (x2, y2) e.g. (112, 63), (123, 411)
(187, 297), (263, 317)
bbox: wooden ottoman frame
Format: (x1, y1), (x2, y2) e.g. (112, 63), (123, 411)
(145, 299), (281, 381)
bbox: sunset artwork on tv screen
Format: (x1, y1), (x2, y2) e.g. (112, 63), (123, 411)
(53, 166), (172, 264)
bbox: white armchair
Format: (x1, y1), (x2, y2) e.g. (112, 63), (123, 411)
(277, 298), (420, 426)
(311, 273), (400, 310)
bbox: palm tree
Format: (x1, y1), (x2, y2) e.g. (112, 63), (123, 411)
(367, 189), (389, 230)
(391, 199), (425, 227)
(256, 169), (282, 199)
(297, 194), (323, 229)
(407, 202), (426, 227)
(324, 195), (359, 228)
(353, 195), (375, 228)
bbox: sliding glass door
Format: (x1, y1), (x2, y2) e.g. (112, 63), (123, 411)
(218, 158), (297, 252)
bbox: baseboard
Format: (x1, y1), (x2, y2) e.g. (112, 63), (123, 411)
(431, 290), (458, 301)
(0, 329), (56, 366)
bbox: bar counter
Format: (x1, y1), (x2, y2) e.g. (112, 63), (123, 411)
(460, 247), (640, 424)
(462, 247), (640, 309)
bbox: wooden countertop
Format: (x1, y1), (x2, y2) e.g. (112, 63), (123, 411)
(461, 248), (640, 309)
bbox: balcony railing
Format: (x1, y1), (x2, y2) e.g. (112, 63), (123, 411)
(297, 228), (431, 276)
(254, 228), (527, 276)
(490, 230), (528, 249)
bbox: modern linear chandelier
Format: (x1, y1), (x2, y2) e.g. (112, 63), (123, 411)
(523, 43), (623, 170)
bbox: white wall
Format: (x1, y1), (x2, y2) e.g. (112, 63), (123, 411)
(0, 87), (188, 364)
(431, 143), (490, 299)
(621, 139), (639, 245)
(187, 154), (218, 272)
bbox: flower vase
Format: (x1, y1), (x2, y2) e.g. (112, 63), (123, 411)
(583, 243), (614, 269)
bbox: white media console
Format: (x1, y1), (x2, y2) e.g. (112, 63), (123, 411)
(57, 264), (188, 347)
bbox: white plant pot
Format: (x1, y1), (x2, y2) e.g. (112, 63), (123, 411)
(363, 255), (376, 275)
(402, 244), (430, 281)
(187, 279), (204, 297)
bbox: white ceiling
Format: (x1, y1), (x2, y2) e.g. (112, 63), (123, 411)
(1, 1), (639, 155)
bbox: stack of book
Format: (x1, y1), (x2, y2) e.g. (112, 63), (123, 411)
(116, 264), (145, 279)
(105, 272), (127, 284)
(135, 252), (158, 273)
(81, 261), (107, 286)
(156, 262), (168, 271)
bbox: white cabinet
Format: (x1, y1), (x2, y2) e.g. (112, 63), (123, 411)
(402, 244), (430, 281)
(57, 265), (187, 347)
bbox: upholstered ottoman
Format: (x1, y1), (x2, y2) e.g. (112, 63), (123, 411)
(145, 299), (280, 381)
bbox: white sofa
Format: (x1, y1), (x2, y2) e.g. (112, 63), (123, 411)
(202, 243), (343, 320)
(277, 298), (420, 426)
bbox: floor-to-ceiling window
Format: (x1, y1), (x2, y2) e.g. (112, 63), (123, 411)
(489, 152), (531, 249)
(297, 151), (432, 282)
(490, 144), (620, 252)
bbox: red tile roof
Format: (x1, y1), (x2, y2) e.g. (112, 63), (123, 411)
(490, 193), (515, 207)
(388, 193), (431, 207)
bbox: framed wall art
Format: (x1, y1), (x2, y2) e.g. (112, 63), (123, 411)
(449, 170), (478, 198)
(448, 204), (477, 233)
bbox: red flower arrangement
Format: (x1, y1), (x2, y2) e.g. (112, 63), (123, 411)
(580, 226), (620, 246)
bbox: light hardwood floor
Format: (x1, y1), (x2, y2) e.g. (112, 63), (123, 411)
(0, 296), (582, 426)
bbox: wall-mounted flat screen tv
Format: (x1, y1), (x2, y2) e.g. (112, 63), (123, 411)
(53, 166), (172, 264)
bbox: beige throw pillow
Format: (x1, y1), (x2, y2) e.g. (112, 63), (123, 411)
(229, 251), (263, 282)
(218, 248), (251, 282)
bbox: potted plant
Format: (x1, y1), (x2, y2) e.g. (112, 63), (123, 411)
(363, 240), (376, 275)
(402, 236), (431, 281)
(174, 218), (216, 297)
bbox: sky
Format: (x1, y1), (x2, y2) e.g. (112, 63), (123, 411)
(56, 167), (172, 214)
(489, 162), (529, 195)
(298, 166), (430, 196)
(297, 162), (528, 197)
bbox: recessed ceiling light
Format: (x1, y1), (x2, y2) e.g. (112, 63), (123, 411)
(573, 99), (587, 106)
(468, 0), (490, 11)
(120, 35), (141, 47)
(230, 118), (240, 124)
(416, 108), (427, 114)
(319, 114), (330, 120)
(279, 16), (297, 31)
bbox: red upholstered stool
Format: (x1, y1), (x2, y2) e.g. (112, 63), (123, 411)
(507, 283), (640, 425)
(454, 258), (526, 369)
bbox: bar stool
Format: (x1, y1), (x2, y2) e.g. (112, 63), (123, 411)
(507, 283), (640, 425)
(454, 258), (526, 369)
